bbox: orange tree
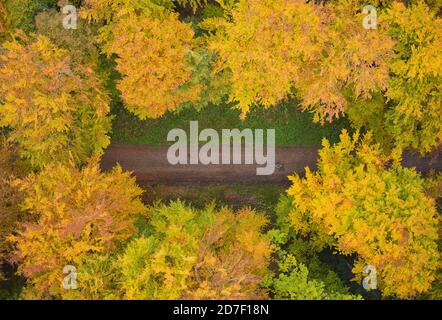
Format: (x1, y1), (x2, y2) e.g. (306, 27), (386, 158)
(285, 130), (440, 299)
(9, 159), (146, 298)
(81, 0), (204, 119)
(0, 1), (6, 34)
(0, 137), (30, 281)
(0, 34), (111, 168)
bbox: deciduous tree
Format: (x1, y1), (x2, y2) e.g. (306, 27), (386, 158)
(118, 202), (272, 299)
(0, 137), (29, 280)
(204, 0), (393, 120)
(384, 2), (442, 153)
(101, 12), (200, 119)
(0, 1), (7, 34)
(286, 130), (440, 298)
(0, 34), (111, 167)
(9, 159), (146, 298)
(35, 9), (99, 65)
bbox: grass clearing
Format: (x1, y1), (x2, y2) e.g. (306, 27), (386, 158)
(110, 100), (351, 146)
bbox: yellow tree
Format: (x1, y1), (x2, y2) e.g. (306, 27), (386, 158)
(286, 130), (440, 299)
(204, 0), (393, 120)
(297, 1), (393, 122)
(101, 11), (200, 119)
(0, 34), (111, 167)
(117, 202), (272, 300)
(204, 0), (324, 118)
(384, 2), (442, 153)
(9, 159), (146, 298)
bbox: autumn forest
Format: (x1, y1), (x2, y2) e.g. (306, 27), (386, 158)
(0, 0), (441, 302)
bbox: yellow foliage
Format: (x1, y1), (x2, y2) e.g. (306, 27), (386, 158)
(205, 0), (324, 118)
(184, 207), (272, 299)
(0, 34), (111, 167)
(286, 130), (440, 298)
(205, 0), (393, 120)
(80, 0), (175, 23)
(101, 12), (200, 119)
(9, 159), (146, 298)
(384, 2), (442, 153)
(117, 202), (272, 300)
(298, 1), (393, 122)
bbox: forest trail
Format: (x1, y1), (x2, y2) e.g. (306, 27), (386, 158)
(101, 144), (442, 185)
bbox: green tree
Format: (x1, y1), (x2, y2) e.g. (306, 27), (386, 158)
(62, 202), (272, 300)
(118, 202), (272, 299)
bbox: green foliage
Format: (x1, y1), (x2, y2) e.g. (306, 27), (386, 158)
(269, 253), (361, 300)
(80, 0), (174, 23)
(176, 0), (208, 12)
(3, 0), (57, 33)
(118, 201), (207, 299)
(56, 202), (272, 300)
(60, 253), (120, 300)
(111, 100), (350, 146)
(179, 48), (231, 111)
(201, 2), (224, 19)
(264, 199), (362, 300)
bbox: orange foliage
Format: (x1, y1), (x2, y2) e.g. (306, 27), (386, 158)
(185, 207), (272, 299)
(9, 159), (146, 297)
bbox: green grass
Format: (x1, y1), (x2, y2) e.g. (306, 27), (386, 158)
(111, 100), (351, 146)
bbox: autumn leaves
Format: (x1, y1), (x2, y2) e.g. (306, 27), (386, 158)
(0, 33), (111, 168)
(79, 0), (442, 154)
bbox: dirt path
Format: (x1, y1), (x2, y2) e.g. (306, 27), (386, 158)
(101, 144), (442, 185)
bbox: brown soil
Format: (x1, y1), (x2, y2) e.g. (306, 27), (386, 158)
(101, 144), (442, 185)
